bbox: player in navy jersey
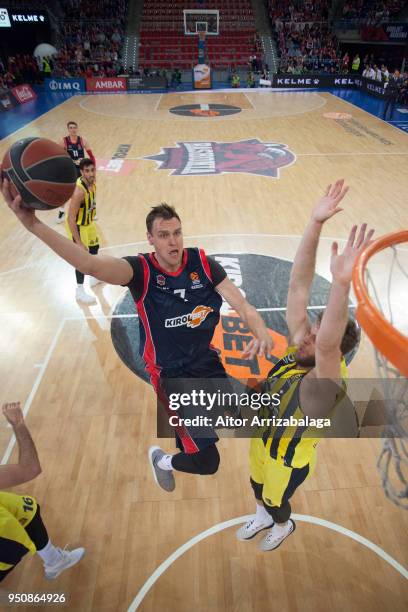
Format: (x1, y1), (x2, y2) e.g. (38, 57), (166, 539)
(56, 121), (96, 225)
(2, 186), (274, 491)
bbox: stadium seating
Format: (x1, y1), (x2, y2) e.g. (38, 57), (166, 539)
(139, 0), (259, 69)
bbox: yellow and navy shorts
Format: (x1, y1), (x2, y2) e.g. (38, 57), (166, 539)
(65, 221), (99, 249)
(0, 492), (38, 581)
(249, 437), (316, 508)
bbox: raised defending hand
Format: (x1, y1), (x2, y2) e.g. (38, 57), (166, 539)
(330, 223), (375, 286)
(312, 179), (349, 224)
(2, 402), (24, 429)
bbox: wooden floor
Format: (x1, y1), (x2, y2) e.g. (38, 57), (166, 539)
(0, 91), (407, 611)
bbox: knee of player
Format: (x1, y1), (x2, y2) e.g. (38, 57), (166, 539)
(203, 456), (220, 475)
(195, 447), (220, 475)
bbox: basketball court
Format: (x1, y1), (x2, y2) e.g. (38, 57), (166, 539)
(0, 89), (407, 610)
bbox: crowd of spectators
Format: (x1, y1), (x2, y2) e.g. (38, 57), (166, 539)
(0, 55), (41, 90)
(1, 0), (406, 92)
(267, 0), (330, 23)
(51, 0), (127, 78)
(276, 23), (342, 74)
(266, 0), (342, 74)
(341, 0), (405, 25)
(61, 0), (127, 22)
(1, 0), (128, 84)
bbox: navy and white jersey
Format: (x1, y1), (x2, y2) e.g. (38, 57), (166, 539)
(63, 136), (85, 163)
(124, 248), (226, 379)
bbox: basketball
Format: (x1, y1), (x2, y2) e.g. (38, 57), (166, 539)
(1, 137), (77, 210)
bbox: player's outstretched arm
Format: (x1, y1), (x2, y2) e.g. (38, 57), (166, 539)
(82, 137), (95, 165)
(1, 176), (133, 285)
(0, 402), (42, 488)
(315, 223), (374, 370)
(300, 224), (374, 418)
(286, 179), (349, 345)
(216, 277), (274, 358)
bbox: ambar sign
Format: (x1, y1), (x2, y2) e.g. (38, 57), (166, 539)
(86, 77), (126, 92)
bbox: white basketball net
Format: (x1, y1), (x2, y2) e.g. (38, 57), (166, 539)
(365, 243), (408, 509)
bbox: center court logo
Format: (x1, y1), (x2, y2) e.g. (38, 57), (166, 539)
(165, 305), (213, 329)
(144, 139), (296, 178)
(169, 104), (242, 117)
(98, 144), (136, 175)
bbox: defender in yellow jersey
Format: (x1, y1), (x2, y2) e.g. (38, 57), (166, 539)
(237, 179), (374, 551)
(66, 157), (102, 304)
(0, 403), (84, 582)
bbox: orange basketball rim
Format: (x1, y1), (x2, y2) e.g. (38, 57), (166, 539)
(352, 230), (408, 377)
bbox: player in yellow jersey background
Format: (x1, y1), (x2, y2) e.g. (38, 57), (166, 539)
(236, 179), (374, 551)
(65, 158), (102, 304)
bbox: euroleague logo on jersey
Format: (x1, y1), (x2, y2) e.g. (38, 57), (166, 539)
(165, 305), (214, 329)
(190, 271), (203, 289)
(143, 139), (296, 178)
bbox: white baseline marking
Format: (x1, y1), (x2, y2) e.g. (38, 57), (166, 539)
(0, 96), (73, 142)
(0, 311), (142, 463)
(154, 94), (163, 111)
(127, 513), (408, 611)
(243, 92), (255, 109)
(0, 264), (32, 277)
(1, 319), (65, 465)
(79, 90), (327, 121)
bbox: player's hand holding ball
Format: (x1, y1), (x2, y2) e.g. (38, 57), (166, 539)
(1, 172), (36, 230)
(1, 137), (77, 212)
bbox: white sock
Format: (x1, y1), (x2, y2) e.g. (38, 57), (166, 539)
(157, 454), (173, 470)
(272, 521), (290, 536)
(77, 284), (84, 290)
(36, 540), (61, 566)
(254, 503), (272, 525)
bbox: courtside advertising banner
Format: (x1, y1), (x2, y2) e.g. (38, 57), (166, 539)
(193, 64), (211, 89)
(0, 9), (47, 27)
(11, 84), (36, 104)
(86, 77), (127, 93)
(0, 7), (11, 27)
(45, 78), (86, 93)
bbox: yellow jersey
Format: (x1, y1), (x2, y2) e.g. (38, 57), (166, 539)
(0, 492), (38, 572)
(75, 176), (96, 226)
(259, 346), (348, 468)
